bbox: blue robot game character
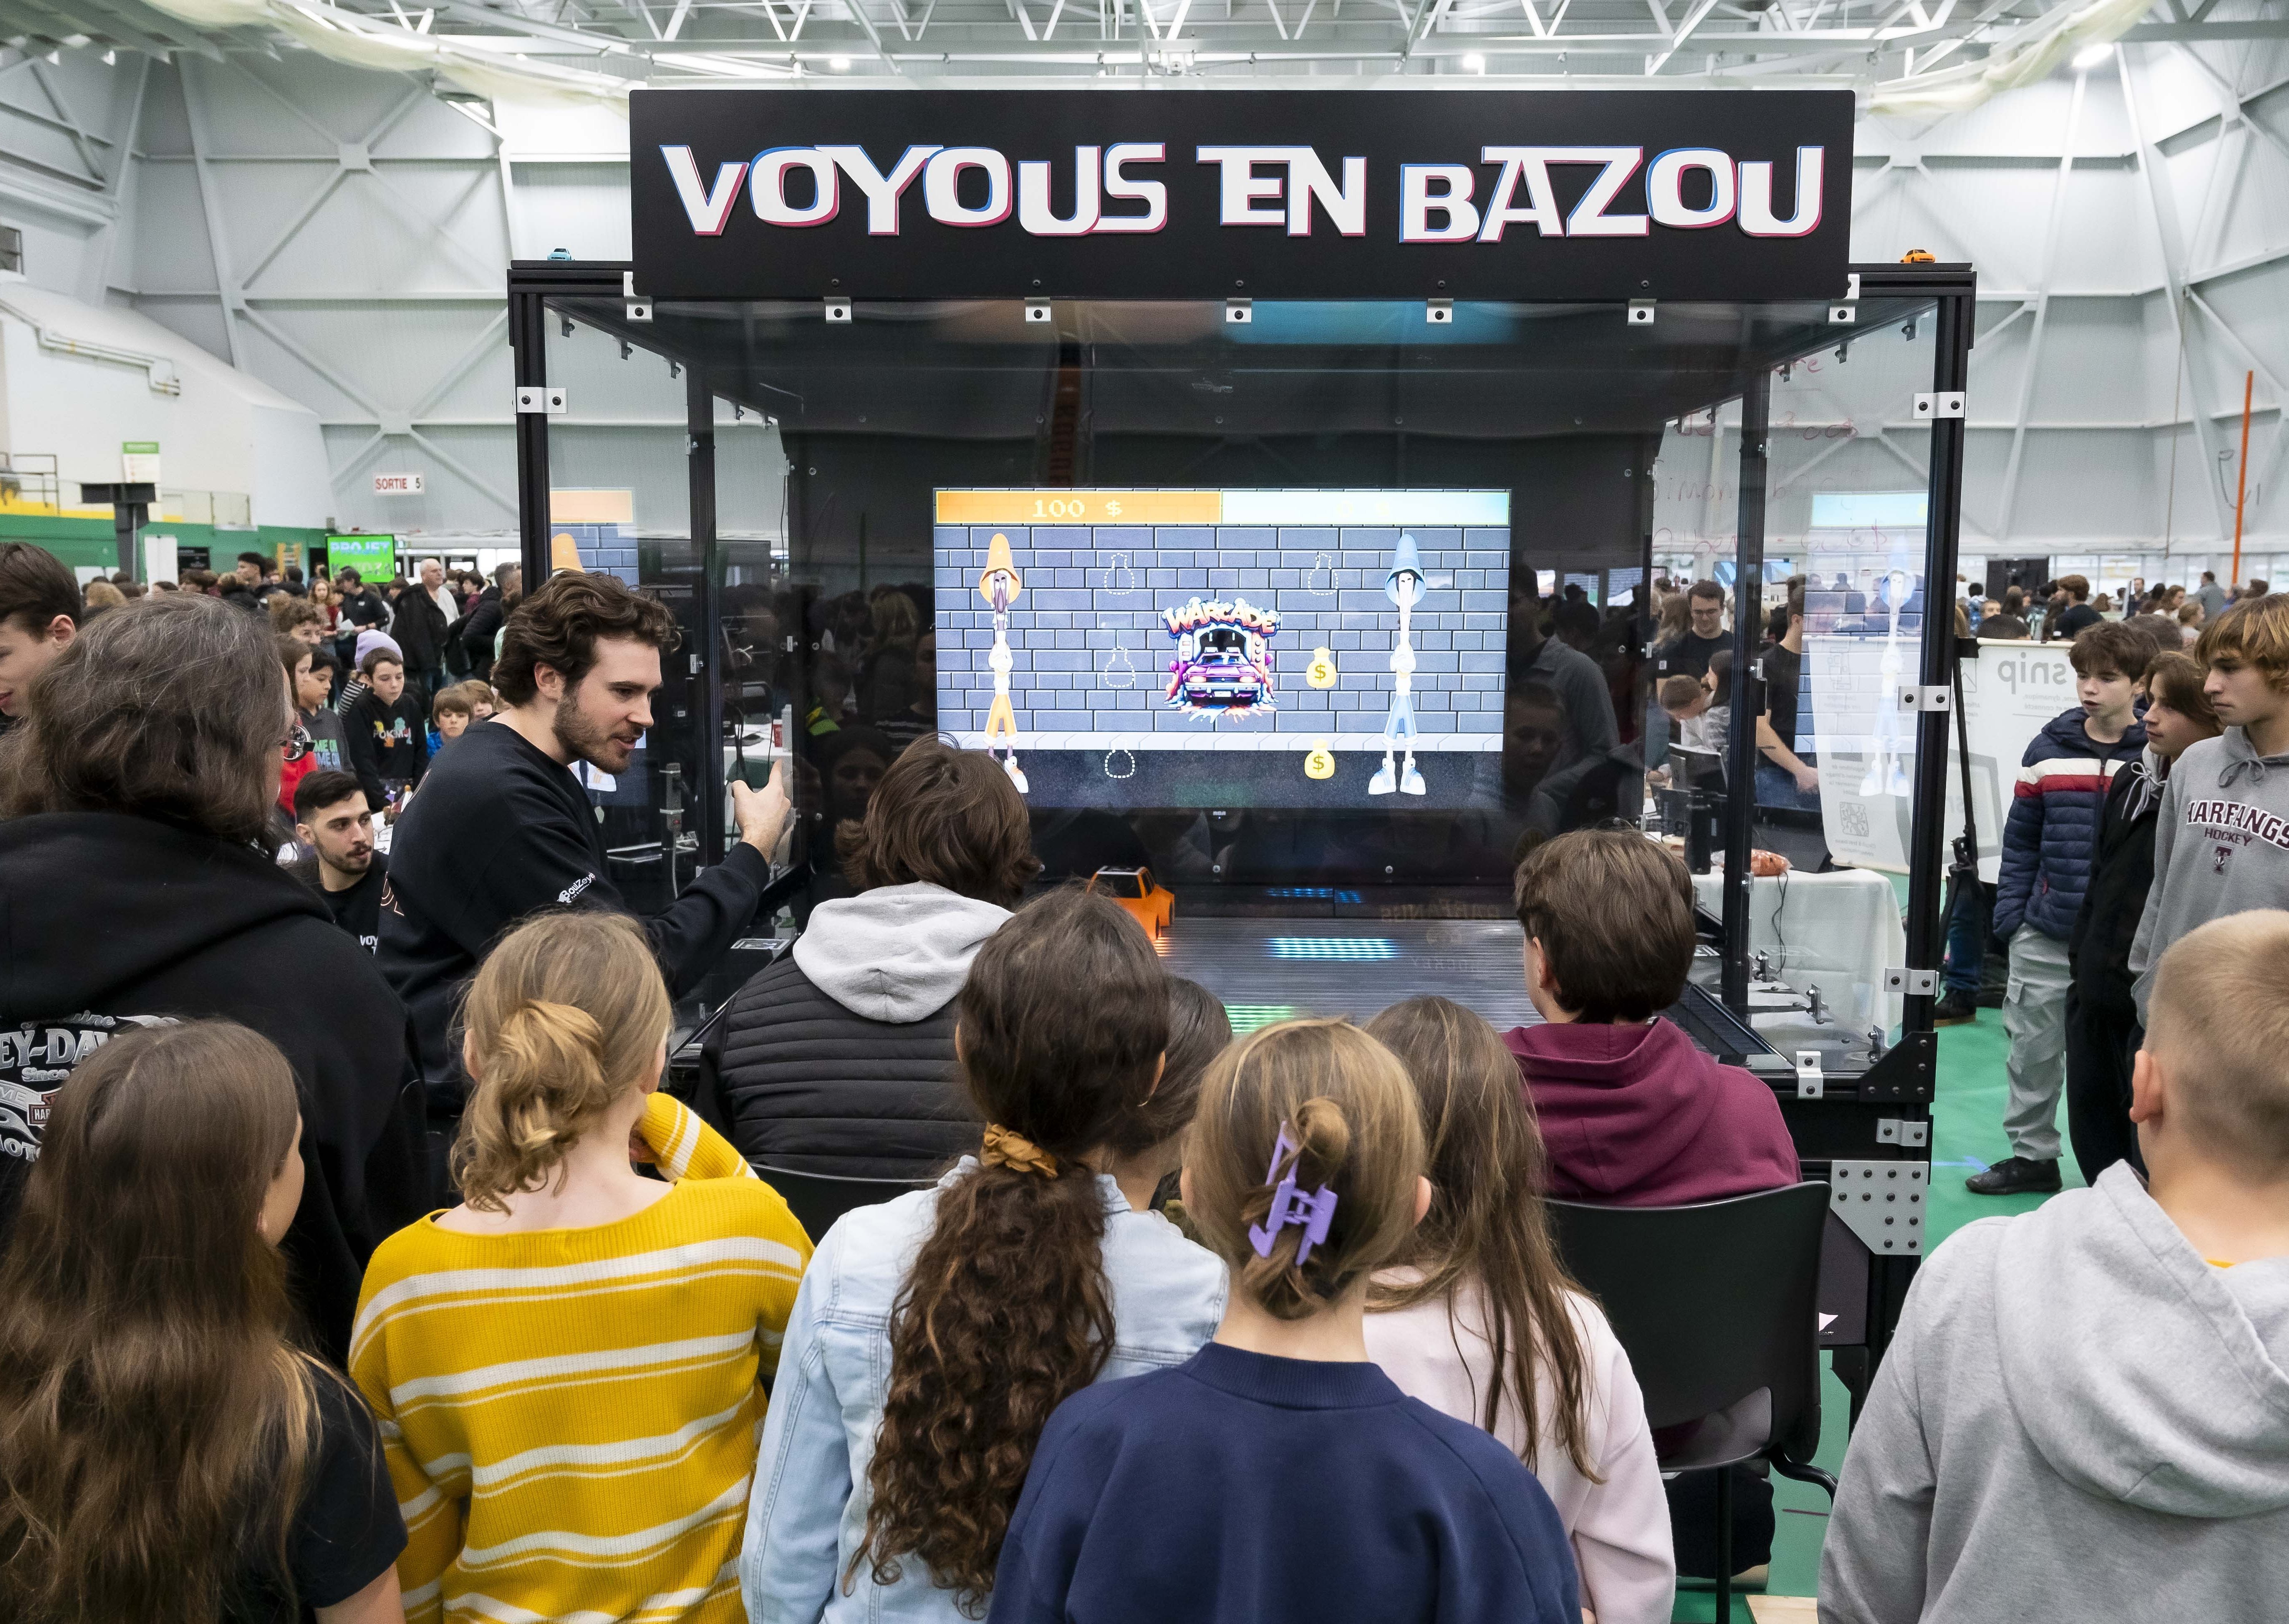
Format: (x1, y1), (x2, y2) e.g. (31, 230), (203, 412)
(1369, 534), (1427, 797)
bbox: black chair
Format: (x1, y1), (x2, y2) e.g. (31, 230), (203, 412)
(751, 1164), (932, 1243)
(1548, 1183), (1836, 1624)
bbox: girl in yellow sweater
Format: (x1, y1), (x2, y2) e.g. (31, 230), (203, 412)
(351, 911), (811, 1624)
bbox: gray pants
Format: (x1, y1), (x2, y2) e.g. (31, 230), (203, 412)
(2002, 924), (2073, 1162)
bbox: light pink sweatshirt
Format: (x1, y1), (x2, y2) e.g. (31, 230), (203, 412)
(1365, 1275), (1675, 1624)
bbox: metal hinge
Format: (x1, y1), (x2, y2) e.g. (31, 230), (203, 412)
(626, 300), (653, 322)
(1876, 1119), (1931, 1148)
(1898, 684), (1952, 712)
(1795, 1049), (1824, 1101)
(824, 297), (853, 324)
(1225, 298), (1253, 324)
(1884, 967), (1939, 996)
(1626, 298), (1656, 326)
(514, 386), (566, 415)
(1914, 391), (1967, 420)
(1829, 1160), (1927, 1254)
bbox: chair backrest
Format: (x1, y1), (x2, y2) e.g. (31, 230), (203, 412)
(1548, 1182), (1830, 1465)
(753, 1164), (931, 1244)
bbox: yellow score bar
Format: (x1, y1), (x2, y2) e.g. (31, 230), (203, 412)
(936, 489), (1225, 527)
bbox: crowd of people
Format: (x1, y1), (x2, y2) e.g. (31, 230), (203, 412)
(0, 536), (2285, 1623)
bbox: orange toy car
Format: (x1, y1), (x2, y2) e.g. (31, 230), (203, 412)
(1087, 866), (1175, 941)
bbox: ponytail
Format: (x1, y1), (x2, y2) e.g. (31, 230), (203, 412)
(851, 886), (1167, 1617)
(1187, 1019), (1425, 1322)
(451, 912), (672, 1211)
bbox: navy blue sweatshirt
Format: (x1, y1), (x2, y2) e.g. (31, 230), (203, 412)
(988, 1342), (1580, 1624)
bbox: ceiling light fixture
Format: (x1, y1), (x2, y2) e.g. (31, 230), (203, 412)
(829, 55), (852, 72)
(2072, 41), (2112, 71)
(1462, 52), (1486, 73)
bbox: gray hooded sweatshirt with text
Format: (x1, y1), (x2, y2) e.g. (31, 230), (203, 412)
(1820, 1164), (2289, 1624)
(2129, 726), (2289, 1022)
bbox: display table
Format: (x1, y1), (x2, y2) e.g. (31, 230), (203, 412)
(1692, 866), (1906, 1038)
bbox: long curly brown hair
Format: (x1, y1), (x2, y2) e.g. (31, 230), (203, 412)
(850, 886), (1170, 1616)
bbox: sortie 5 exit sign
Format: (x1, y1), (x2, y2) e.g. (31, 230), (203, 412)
(373, 472), (425, 495)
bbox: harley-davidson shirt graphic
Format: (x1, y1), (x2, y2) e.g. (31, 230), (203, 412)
(0, 1013), (176, 1166)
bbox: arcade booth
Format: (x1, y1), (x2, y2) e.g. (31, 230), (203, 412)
(509, 89), (1974, 1409)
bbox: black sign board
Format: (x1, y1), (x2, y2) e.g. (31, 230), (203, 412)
(630, 89), (1853, 304)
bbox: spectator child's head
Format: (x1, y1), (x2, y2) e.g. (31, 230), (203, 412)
(432, 687), (473, 739)
(1513, 828), (1695, 1023)
(234, 551), (269, 586)
(1097, 976), (1231, 1174)
(80, 580), (124, 618)
(453, 912), (671, 1211)
(452, 679), (496, 721)
(0, 541), (80, 718)
(0, 595), (289, 848)
(1659, 673), (1710, 721)
(0, 1021), (317, 1622)
(2195, 594), (2289, 735)
(2134, 912), (2289, 1191)
(1183, 1017), (1429, 1324)
(275, 634), (326, 716)
(2069, 621), (2154, 729)
(268, 594), (323, 645)
(2139, 651), (2222, 762)
(834, 738), (1040, 907)
(360, 649), (405, 705)
(1365, 994), (1595, 1477)
(852, 886), (1168, 1611)
(292, 769), (374, 881)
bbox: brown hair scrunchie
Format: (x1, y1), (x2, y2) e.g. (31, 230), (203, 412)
(980, 1125), (1059, 1178)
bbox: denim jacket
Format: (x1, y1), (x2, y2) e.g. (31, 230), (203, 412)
(738, 1159), (1228, 1624)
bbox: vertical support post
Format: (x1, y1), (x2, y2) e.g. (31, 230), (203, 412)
(1721, 370), (1771, 1012)
(512, 286), (552, 591)
(690, 374), (726, 866)
(2234, 369), (2254, 585)
(1903, 293), (1975, 1038)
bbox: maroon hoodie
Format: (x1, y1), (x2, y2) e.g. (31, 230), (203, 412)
(1505, 1018), (1799, 1205)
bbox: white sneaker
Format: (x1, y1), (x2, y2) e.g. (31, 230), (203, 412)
(1400, 760), (1426, 795)
(1368, 757), (1397, 795)
(1004, 758), (1030, 794)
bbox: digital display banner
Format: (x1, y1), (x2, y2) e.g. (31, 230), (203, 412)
(935, 488), (1511, 809)
(631, 89), (1854, 302)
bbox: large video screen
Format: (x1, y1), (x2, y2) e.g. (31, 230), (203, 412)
(935, 489), (1510, 807)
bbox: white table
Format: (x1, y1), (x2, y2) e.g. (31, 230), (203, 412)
(1692, 866), (1906, 1037)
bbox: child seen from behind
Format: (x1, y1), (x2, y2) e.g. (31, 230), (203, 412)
(987, 1018), (1580, 1624)
(350, 911), (810, 1624)
(740, 887), (1226, 1623)
(1363, 996), (1674, 1624)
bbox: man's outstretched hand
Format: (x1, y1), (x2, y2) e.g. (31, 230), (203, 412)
(732, 758), (792, 858)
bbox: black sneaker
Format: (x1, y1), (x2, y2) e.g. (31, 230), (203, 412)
(1966, 1156), (2062, 1195)
(1932, 992), (1978, 1026)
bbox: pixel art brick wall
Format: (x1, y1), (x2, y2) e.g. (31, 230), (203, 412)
(937, 524), (1511, 746)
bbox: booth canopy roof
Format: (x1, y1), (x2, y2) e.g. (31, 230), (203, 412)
(550, 292), (1937, 442)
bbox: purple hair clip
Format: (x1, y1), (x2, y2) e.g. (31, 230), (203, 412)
(1248, 1126), (1339, 1264)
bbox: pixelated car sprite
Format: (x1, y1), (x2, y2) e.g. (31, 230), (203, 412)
(1164, 597), (1279, 714)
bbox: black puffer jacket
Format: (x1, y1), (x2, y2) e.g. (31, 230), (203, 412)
(702, 881), (1010, 1180)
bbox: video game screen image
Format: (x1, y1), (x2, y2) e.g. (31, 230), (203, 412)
(934, 489), (1510, 809)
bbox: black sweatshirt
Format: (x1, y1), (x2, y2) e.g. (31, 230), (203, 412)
(343, 691), (428, 811)
(378, 721), (770, 1116)
(0, 813), (428, 1366)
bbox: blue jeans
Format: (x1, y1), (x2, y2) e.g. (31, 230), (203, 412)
(1754, 761), (1821, 811)
(1942, 877), (1993, 997)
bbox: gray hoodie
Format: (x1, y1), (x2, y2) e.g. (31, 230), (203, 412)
(2129, 726), (2289, 1022)
(791, 881), (1010, 1022)
(1820, 1165), (2289, 1624)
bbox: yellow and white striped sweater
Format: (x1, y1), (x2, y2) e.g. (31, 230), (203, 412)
(350, 1094), (811, 1624)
